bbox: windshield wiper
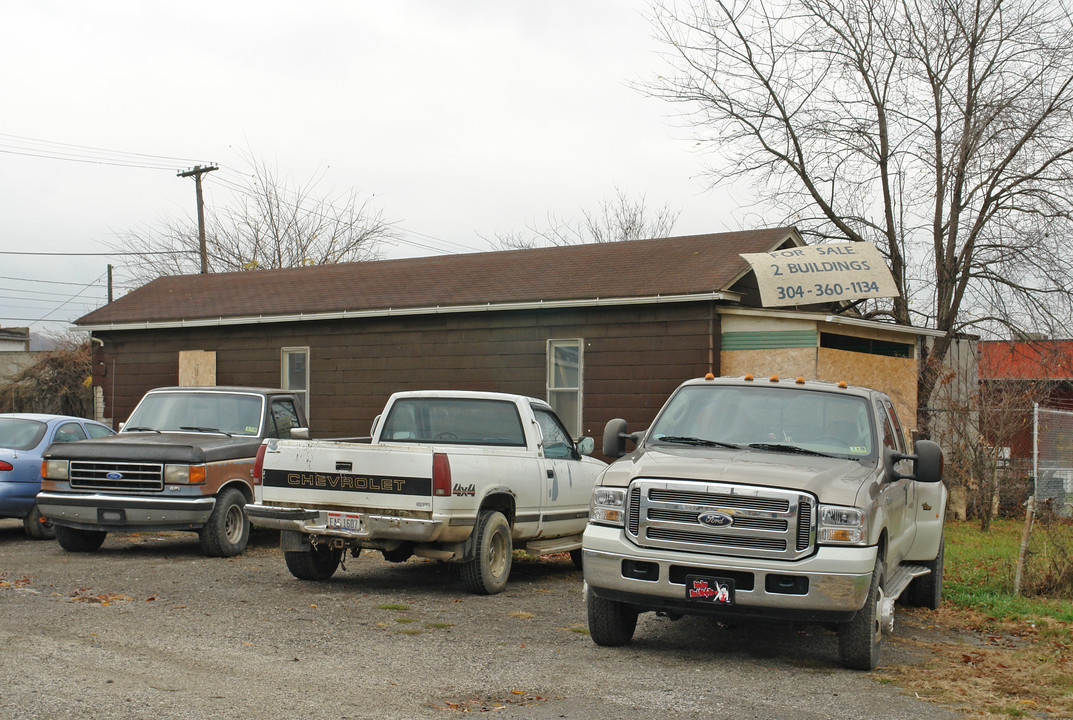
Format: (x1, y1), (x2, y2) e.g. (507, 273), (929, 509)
(179, 426), (232, 437)
(658, 435), (741, 449)
(748, 442), (835, 458)
(124, 426), (160, 433)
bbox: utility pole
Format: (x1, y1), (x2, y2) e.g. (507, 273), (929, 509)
(107, 264), (113, 303)
(177, 164), (219, 273)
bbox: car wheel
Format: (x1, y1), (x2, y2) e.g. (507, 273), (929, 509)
(587, 590), (638, 646)
(838, 559), (884, 670)
(907, 533), (944, 609)
(54, 524), (107, 552)
(285, 545), (344, 581)
(197, 487), (249, 558)
(460, 510), (512, 595)
(22, 504), (55, 540)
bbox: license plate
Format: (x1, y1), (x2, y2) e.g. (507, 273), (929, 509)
(685, 575), (735, 605)
(325, 512), (363, 532)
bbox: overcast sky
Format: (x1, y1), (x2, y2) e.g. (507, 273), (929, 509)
(1, 1), (753, 336)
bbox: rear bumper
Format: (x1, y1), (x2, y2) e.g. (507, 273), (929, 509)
(36, 491), (215, 532)
(245, 503), (443, 543)
(582, 523), (875, 623)
(0, 480), (39, 518)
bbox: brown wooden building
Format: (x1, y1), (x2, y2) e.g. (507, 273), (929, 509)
(76, 227), (930, 444)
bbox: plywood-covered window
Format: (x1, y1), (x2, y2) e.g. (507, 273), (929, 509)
(547, 339), (582, 439)
(281, 347), (309, 418)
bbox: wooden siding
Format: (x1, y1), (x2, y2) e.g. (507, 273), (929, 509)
(92, 303), (719, 452)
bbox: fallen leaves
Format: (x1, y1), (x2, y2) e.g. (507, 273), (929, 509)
(65, 588), (133, 606)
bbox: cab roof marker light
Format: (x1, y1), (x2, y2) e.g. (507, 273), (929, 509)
(838, 381), (849, 389)
(744, 374), (754, 381)
(704, 372), (715, 380)
(796, 376), (806, 384)
(769, 375), (779, 383)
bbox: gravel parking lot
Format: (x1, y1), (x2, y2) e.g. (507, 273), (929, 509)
(0, 520), (959, 720)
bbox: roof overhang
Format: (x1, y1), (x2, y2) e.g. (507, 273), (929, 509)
(718, 306), (946, 338)
(79, 291), (743, 332)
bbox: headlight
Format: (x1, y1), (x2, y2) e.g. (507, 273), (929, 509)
(590, 486), (628, 526)
(818, 505), (866, 545)
(43, 459), (69, 480)
(165, 464), (207, 484)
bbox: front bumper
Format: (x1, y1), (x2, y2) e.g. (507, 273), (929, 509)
(582, 523), (876, 623)
(245, 503), (443, 543)
(35, 491), (215, 532)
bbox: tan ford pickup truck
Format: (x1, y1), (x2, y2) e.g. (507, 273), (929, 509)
(582, 374), (945, 670)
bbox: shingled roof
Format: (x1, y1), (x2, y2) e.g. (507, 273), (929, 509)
(77, 227), (801, 329)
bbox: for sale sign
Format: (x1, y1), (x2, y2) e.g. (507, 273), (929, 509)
(740, 242), (899, 307)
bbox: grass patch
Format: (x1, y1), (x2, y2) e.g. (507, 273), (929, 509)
(886, 520), (1073, 718)
(394, 617), (416, 624)
(945, 520), (1073, 624)
(377, 603), (409, 611)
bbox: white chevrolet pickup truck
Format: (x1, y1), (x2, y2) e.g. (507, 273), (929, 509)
(583, 374), (946, 670)
(246, 390), (606, 594)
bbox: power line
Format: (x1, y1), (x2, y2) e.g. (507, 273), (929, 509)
(0, 147), (177, 170)
(0, 274), (106, 287)
(0, 133), (208, 169)
(0, 249), (185, 257)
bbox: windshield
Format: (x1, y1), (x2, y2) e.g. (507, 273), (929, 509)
(0, 418), (48, 450)
(649, 385), (875, 460)
(123, 391), (264, 436)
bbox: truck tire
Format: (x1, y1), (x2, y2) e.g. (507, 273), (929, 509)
(907, 533), (944, 609)
(587, 591), (638, 646)
(460, 510), (512, 595)
(197, 487), (249, 558)
(570, 548), (583, 570)
(838, 560), (884, 670)
(54, 524), (107, 552)
(285, 545), (344, 581)
(22, 504), (55, 540)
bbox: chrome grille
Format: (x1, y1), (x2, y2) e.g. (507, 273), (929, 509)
(627, 479), (816, 560)
(69, 461), (164, 491)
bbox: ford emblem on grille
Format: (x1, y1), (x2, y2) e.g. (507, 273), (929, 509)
(106, 471), (123, 480)
(697, 511), (733, 528)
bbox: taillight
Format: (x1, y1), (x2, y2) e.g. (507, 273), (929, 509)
(0, 460), (13, 472)
(253, 442), (267, 485)
(432, 452), (451, 497)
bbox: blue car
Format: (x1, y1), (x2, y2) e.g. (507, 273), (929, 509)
(0, 414), (115, 539)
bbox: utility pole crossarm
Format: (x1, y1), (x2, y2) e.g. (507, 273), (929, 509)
(177, 164), (219, 274)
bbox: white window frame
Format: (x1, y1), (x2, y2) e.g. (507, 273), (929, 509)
(281, 347), (310, 419)
(547, 338), (583, 439)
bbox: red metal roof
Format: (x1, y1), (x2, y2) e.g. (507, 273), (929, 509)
(979, 340), (1073, 380)
(77, 228), (801, 327)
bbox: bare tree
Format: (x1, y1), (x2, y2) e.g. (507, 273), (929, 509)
(488, 187), (680, 250)
(650, 0), (1073, 430)
(0, 335), (92, 416)
(114, 155), (395, 285)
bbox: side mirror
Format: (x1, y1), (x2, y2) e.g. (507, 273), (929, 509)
(885, 440), (943, 483)
(576, 436), (595, 456)
(291, 427), (310, 440)
(602, 419), (648, 458)
(912, 439), (943, 483)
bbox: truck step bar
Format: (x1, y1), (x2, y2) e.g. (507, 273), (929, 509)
(883, 562), (931, 601)
(523, 534), (582, 557)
